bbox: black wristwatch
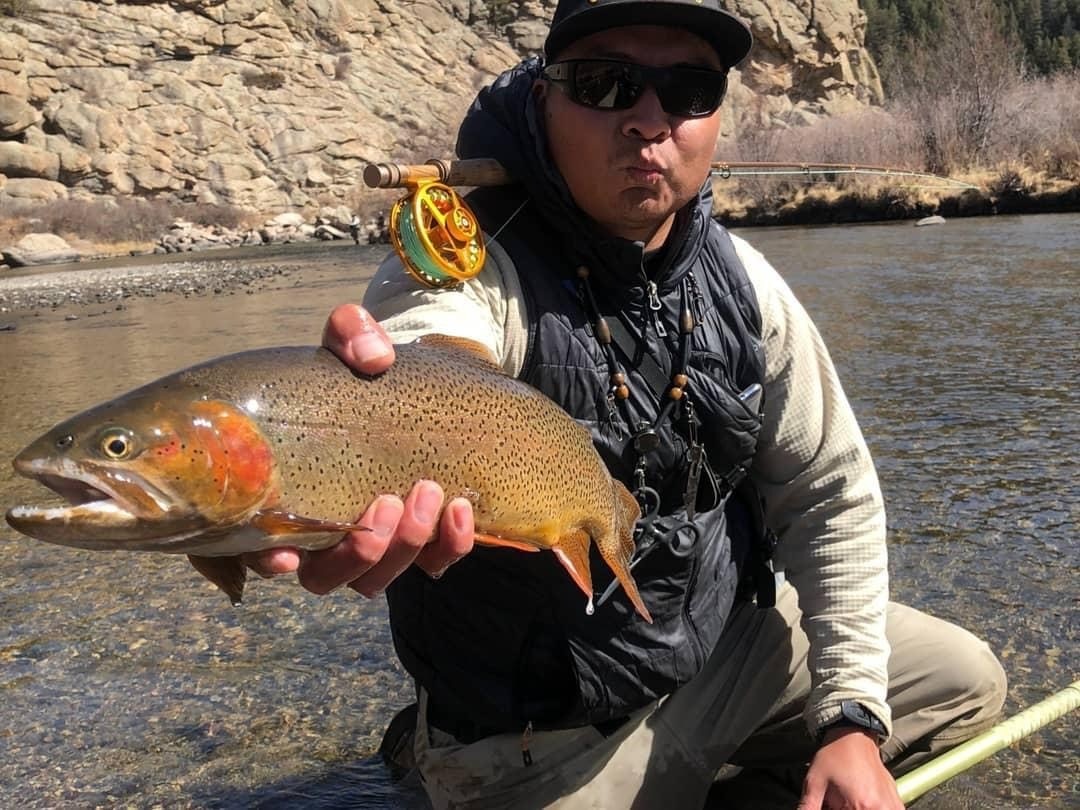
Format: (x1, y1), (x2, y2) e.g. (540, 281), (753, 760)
(820, 700), (888, 742)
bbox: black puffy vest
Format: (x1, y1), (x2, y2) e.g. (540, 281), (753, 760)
(385, 185), (767, 733)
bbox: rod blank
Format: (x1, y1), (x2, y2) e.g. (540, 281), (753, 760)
(895, 680), (1080, 804)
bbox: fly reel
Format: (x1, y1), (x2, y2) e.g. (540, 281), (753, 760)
(388, 180), (485, 288)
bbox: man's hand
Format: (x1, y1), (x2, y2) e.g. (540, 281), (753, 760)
(241, 304), (476, 596)
(797, 728), (904, 810)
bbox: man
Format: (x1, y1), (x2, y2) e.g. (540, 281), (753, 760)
(246, 2), (1007, 807)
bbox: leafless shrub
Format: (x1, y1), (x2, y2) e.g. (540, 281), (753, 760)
(0, 198), (262, 246)
(315, 25), (350, 53)
(892, 0), (1022, 173)
(718, 107), (928, 204)
(180, 203), (253, 230)
(0, 0), (36, 17)
(987, 168), (1031, 198)
(40, 198), (177, 241)
(242, 70), (285, 91)
(991, 70), (1080, 180)
(334, 54), (352, 81)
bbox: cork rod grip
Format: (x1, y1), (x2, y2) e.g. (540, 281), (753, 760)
(363, 158), (511, 189)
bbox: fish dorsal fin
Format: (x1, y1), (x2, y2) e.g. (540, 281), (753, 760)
(414, 334), (498, 366)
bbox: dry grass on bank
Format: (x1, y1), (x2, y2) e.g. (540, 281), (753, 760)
(0, 198), (260, 258)
(713, 71), (1080, 225)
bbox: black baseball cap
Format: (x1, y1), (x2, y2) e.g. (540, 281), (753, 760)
(544, 0), (754, 69)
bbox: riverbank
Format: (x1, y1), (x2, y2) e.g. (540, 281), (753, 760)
(3, 166), (1077, 276)
(713, 167), (1080, 227)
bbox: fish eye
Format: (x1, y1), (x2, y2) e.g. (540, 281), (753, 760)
(100, 429), (136, 460)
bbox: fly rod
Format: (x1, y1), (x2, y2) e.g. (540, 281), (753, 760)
(895, 679), (1080, 804)
(363, 157), (978, 291)
(362, 158), (979, 190)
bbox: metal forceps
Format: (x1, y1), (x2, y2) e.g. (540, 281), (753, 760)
(594, 485), (700, 610)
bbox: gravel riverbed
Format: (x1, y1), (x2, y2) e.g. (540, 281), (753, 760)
(0, 257), (299, 314)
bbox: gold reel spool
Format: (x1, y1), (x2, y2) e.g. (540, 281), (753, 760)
(388, 180), (486, 288)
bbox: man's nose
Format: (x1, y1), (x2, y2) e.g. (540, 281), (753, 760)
(621, 86), (671, 141)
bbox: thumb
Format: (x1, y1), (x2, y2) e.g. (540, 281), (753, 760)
(796, 777), (826, 810)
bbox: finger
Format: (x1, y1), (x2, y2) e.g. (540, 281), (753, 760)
(243, 547), (302, 578)
(296, 496), (400, 594)
(349, 481), (444, 598)
(415, 496), (475, 577)
(322, 304), (395, 374)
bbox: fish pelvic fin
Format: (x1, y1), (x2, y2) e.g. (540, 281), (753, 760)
(252, 509), (371, 536)
(188, 554), (247, 606)
(551, 529), (594, 611)
(601, 481), (652, 624)
(474, 533), (542, 553)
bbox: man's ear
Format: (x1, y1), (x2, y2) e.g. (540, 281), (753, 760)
(532, 78), (548, 102)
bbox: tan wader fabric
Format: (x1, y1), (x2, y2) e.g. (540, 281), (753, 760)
(410, 584), (1007, 810)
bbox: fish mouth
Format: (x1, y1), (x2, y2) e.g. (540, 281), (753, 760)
(6, 457), (196, 550)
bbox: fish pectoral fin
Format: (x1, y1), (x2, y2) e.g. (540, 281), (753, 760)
(188, 554), (247, 606)
(473, 532), (542, 553)
(414, 334), (499, 366)
(252, 509), (370, 536)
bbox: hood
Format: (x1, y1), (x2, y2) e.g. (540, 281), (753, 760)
(455, 57), (711, 295)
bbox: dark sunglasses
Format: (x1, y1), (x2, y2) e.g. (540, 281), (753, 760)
(542, 58), (728, 118)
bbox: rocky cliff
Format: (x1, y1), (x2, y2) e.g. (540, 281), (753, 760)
(0, 0), (882, 214)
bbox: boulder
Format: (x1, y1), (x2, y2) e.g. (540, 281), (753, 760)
(2, 233), (80, 267)
(266, 211), (305, 228)
(0, 141), (59, 180)
(0, 177), (69, 201)
(0, 94), (39, 137)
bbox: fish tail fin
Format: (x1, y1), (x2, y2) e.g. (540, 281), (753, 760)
(604, 481), (652, 623)
(188, 554), (247, 606)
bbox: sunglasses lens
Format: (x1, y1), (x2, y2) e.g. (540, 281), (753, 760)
(571, 62), (642, 110)
(548, 61), (727, 118)
(661, 69), (727, 117)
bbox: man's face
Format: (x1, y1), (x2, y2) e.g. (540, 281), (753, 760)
(539, 25), (724, 248)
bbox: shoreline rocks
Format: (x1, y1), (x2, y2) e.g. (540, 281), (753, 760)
(0, 257), (300, 313)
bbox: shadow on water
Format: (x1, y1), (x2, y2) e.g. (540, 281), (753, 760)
(195, 756), (430, 809)
(0, 218), (1076, 808)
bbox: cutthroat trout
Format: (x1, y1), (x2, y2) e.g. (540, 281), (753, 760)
(6, 336), (650, 622)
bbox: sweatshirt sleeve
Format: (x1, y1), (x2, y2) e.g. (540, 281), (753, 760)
(732, 234), (893, 739)
(362, 240), (529, 377)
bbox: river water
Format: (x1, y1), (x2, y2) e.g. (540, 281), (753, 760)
(0, 214), (1076, 808)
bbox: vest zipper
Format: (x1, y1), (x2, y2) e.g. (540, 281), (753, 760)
(646, 280), (668, 337)
(683, 551), (705, 669)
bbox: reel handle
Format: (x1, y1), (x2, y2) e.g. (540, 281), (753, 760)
(363, 158), (510, 189)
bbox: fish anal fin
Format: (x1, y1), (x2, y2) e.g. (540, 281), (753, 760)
(414, 334), (498, 366)
(188, 554), (247, 606)
(252, 508), (370, 536)
(474, 532), (541, 553)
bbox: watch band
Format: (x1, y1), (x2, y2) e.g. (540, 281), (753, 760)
(822, 700), (888, 741)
